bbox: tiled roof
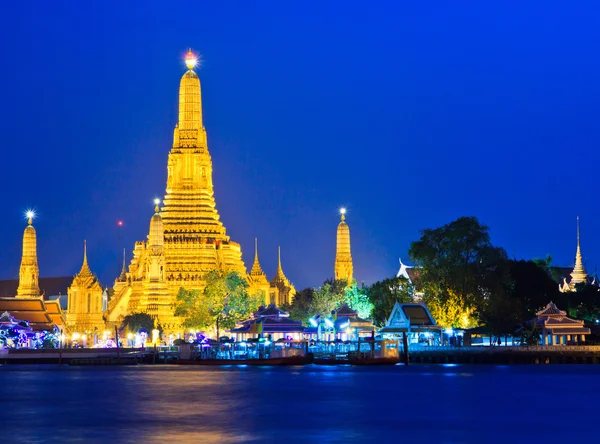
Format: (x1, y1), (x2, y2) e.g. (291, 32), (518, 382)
(536, 301), (566, 317)
(336, 303), (357, 317)
(402, 304), (435, 325)
(254, 304), (289, 318)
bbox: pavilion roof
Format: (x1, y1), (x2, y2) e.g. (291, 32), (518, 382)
(254, 304), (289, 318)
(536, 301), (566, 317)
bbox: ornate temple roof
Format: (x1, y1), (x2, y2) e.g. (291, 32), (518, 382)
(254, 303), (289, 318)
(270, 247), (294, 290)
(249, 238), (269, 285)
(536, 301), (566, 317)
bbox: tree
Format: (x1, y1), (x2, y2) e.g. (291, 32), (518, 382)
(121, 312), (159, 335)
(287, 287), (315, 326)
(343, 285), (373, 320)
(409, 216), (507, 327)
(507, 260), (562, 317)
(366, 277), (414, 327)
(308, 283), (345, 320)
(173, 270), (264, 338)
(173, 288), (211, 330)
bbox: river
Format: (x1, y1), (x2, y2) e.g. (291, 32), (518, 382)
(1, 364), (597, 443)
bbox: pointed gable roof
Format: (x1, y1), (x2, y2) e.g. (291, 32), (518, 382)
(536, 301), (566, 317)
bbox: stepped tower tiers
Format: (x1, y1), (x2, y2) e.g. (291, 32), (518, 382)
(269, 247), (296, 306)
(559, 216), (589, 293)
(571, 216), (588, 285)
(105, 51), (250, 332)
(334, 208), (353, 284)
(66, 241), (105, 333)
(16, 211), (40, 298)
(161, 49), (246, 279)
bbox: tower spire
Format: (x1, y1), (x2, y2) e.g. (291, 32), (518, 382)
(83, 239), (88, 267)
(334, 207), (353, 284)
(277, 246), (283, 273)
(16, 213), (40, 298)
(77, 239), (93, 278)
(250, 238), (266, 277)
(571, 215), (587, 285)
(118, 248), (127, 281)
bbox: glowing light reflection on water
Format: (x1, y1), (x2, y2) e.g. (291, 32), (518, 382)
(1, 365), (600, 442)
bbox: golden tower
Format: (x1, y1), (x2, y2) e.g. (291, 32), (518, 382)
(334, 208), (353, 283)
(570, 216), (587, 285)
(106, 50), (248, 331)
(248, 238), (270, 300)
(66, 240), (105, 333)
(16, 211), (40, 298)
(269, 247), (296, 306)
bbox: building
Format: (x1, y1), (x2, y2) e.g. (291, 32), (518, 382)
(559, 217), (590, 292)
(533, 301), (590, 345)
(334, 208), (353, 283)
(66, 241), (105, 334)
(105, 50), (295, 333)
(378, 302), (440, 345)
(0, 214), (66, 334)
(230, 304), (304, 341)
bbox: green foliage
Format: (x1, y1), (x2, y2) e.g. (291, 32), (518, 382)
(409, 216), (507, 328)
(173, 270), (264, 335)
(309, 283), (345, 319)
(173, 288), (211, 330)
(121, 312), (159, 334)
(506, 260), (562, 317)
(287, 287), (314, 326)
(365, 277), (414, 327)
(520, 323), (541, 346)
(343, 285), (373, 319)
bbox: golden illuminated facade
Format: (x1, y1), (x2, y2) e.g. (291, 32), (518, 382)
(105, 50), (295, 331)
(269, 247), (296, 306)
(66, 241), (104, 333)
(560, 216), (588, 292)
(16, 214), (40, 299)
(334, 209), (353, 283)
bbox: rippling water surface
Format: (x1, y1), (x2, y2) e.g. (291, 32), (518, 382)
(2, 364), (598, 443)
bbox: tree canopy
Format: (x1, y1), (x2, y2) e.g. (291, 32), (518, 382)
(408, 216), (507, 328)
(173, 270), (264, 338)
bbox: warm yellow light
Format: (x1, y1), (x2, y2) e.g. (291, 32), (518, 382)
(185, 50), (198, 70)
(72, 332), (80, 341)
(127, 333), (133, 339)
(152, 329), (160, 345)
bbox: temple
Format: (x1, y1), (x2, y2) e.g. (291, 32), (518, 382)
(533, 302), (590, 345)
(0, 214), (66, 334)
(105, 50), (295, 333)
(16, 212), (40, 298)
(65, 241), (105, 334)
(559, 217), (589, 292)
(334, 208), (353, 283)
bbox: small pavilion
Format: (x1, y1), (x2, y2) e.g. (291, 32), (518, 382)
(303, 303), (375, 340)
(229, 304), (305, 341)
(534, 302), (590, 345)
(378, 302), (441, 345)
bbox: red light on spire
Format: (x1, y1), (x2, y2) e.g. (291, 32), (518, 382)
(118, 221), (123, 227)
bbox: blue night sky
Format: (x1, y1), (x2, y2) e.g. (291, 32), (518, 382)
(1, 2), (599, 289)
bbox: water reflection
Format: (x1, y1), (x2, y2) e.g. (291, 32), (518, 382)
(2, 365), (600, 442)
